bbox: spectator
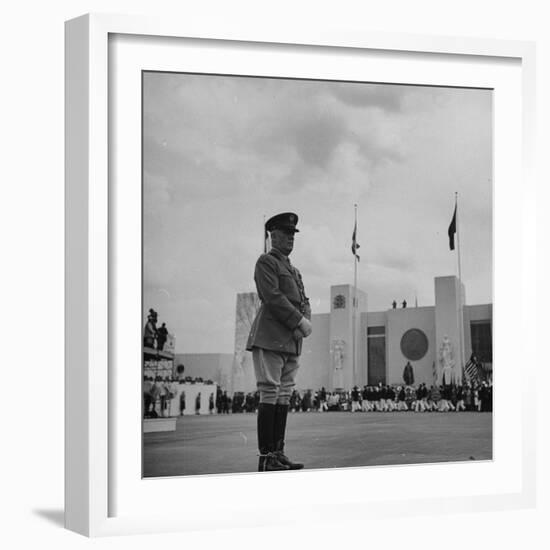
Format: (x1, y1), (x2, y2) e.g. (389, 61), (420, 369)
(244, 392), (254, 413)
(232, 392), (244, 413)
(368, 386), (378, 411)
(429, 385), (441, 411)
(143, 310), (157, 348)
(156, 322), (168, 351)
(219, 391), (227, 414)
(420, 383), (429, 411)
(143, 376), (153, 417)
(479, 383), (490, 412)
(209, 393), (215, 414)
(180, 389), (186, 415)
(157, 377), (169, 417)
(361, 386), (371, 412)
(373, 386), (382, 412)
(312, 391), (319, 411)
(351, 386), (361, 412)
(447, 386), (456, 411)
(164, 376), (177, 416)
(327, 392), (340, 411)
(143, 315), (157, 348)
(404, 385), (416, 410)
(439, 385), (452, 412)
(450, 385), (458, 411)
(149, 377), (161, 417)
(456, 385), (466, 412)
(414, 384), (425, 412)
(397, 386), (407, 411)
(474, 386), (481, 411)
(216, 390), (222, 414)
(463, 384), (474, 411)
(290, 390), (300, 412)
(380, 386), (387, 411)
(319, 386), (328, 412)
(386, 385), (396, 411)
(342, 391), (351, 411)
(302, 390), (312, 412)
(195, 392), (201, 415)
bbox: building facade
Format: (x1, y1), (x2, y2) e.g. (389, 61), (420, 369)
(232, 275), (492, 393)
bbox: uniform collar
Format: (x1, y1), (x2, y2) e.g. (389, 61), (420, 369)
(269, 247), (290, 264)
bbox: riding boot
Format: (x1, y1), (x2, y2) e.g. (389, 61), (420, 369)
(273, 403), (304, 470)
(257, 403), (289, 472)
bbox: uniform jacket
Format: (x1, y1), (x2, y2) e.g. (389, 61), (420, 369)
(246, 248), (310, 355)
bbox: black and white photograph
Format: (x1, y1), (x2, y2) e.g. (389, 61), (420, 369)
(141, 71), (493, 478)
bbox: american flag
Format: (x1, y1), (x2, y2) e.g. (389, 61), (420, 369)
(464, 357), (480, 384)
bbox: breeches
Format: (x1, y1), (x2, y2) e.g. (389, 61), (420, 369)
(252, 348), (300, 405)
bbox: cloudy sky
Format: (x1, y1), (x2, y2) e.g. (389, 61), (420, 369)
(143, 72), (492, 354)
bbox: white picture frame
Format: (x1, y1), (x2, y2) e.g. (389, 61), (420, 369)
(65, 13), (537, 537)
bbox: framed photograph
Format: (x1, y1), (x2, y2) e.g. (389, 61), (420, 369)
(65, 13), (536, 536)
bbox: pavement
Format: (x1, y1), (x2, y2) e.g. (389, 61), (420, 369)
(143, 410), (492, 478)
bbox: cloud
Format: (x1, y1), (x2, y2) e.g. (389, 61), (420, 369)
(143, 73), (415, 207)
(370, 250), (416, 272)
(329, 82), (406, 111)
(281, 110), (347, 168)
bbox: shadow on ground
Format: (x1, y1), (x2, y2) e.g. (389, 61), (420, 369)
(33, 509), (64, 527)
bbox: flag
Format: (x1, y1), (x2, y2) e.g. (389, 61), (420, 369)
(351, 221), (360, 261)
(464, 357), (480, 384)
(448, 204), (457, 250)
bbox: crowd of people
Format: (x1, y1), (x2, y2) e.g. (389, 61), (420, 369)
(143, 377), (493, 418)
(143, 375), (219, 418)
(296, 383), (493, 413)
(221, 382), (493, 414)
(212, 382), (493, 414)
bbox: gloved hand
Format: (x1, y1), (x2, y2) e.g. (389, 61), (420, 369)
(297, 316), (312, 338)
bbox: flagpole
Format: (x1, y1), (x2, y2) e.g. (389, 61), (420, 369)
(455, 192), (462, 282)
(455, 191), (465, 383)
(352, 204), (358, 387)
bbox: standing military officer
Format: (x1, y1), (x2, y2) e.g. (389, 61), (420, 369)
(246, 212), (312, 472)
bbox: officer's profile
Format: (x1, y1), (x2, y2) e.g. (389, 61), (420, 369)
(246, 211), (312, 471)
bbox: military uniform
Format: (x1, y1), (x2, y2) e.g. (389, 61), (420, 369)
(247, 212), (310, 472)
(246, 247), (310, 356)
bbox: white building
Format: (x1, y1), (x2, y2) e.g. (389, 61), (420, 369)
(231, 275), (492, 393)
